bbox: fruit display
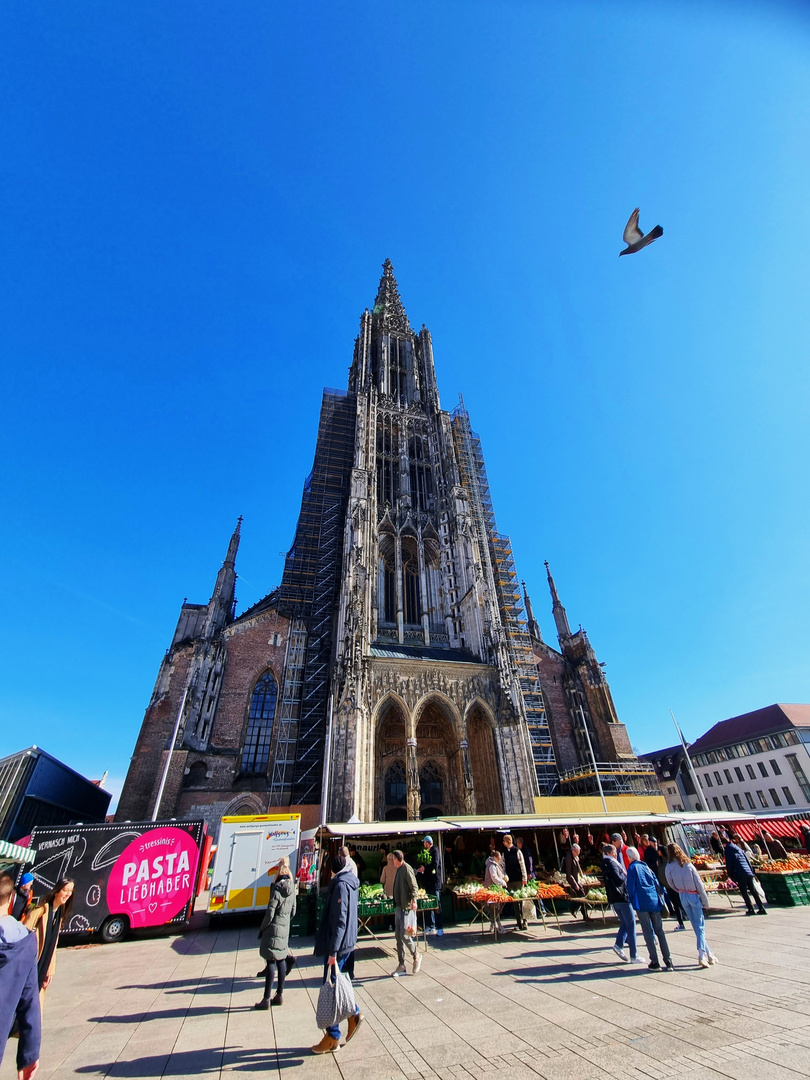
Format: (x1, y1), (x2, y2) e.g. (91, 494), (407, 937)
(716, 879), (738, 891)
(757, 857), (810, 874)
(693, 855), (723, 870)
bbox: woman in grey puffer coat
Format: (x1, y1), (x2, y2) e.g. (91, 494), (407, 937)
(255, 856), (297, 1009)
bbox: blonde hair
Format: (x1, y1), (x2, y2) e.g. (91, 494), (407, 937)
(277, 856), (292, 879)
(667, 843), (689, 867)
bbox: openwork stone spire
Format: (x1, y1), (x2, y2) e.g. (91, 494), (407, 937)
(372, 259), (410, 332)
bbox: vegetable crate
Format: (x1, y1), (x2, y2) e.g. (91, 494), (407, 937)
(758, 873), (810, 906)
(290, 892), (316, 936)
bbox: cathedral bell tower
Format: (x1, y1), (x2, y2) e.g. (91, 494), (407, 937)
(325, 261), (541, 822)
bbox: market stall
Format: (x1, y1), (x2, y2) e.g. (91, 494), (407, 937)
(754, 855), (810, 906)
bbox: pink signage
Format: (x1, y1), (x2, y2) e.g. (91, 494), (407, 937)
(107, 826), (200, 928)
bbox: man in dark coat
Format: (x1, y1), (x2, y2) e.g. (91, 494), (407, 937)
(312, 855), (362, 1054)
(416, 836), (443, 935)
(0, 873), (41, 1079)
(564, 843), (591, 921)
(724, 837), (767, 916)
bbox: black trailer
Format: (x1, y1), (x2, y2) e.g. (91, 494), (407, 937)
(23, 819), (209, 942)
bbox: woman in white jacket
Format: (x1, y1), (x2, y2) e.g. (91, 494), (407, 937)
(484, 851), (509, 933)
(665, 843), (717, 968)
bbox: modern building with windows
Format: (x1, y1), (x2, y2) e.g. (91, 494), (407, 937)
(687, 704), (810, 816)
(116, 262), (654, 838)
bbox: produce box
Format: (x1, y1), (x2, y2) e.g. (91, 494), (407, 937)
(757, 872), (809, 906)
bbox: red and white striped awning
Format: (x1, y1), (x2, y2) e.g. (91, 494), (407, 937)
(731, 817), (808, 842)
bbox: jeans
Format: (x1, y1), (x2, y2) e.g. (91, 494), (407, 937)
(426, 890), (443, 930)
(613, 901), (637, 958)
(395, 907), (418, 965)
(679, 892), (708, 955)
(322, 953), (359, 1041)
(637, 910), (671, 965)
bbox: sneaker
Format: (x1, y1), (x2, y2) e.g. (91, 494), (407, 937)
(756, 909), (768, 915)
(745, 910), (755, 916)
(412, 953), (422, 974)
(664, 959), (674, 970)
(391, 964), (408, 978)
(436, 929), (444, 936)
(674, 924), (686, 931)
(425, 928), (437, 936)
(496, 921), (505, 933)
(708, 953), (718, 965)
(648, 961), (661, 970)
(630, 956), (645, 965)
(612, 945), (628, 962)
(698, 953), (710, 969)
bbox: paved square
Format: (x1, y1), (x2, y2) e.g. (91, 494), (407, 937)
(4, 904), (810, 1079)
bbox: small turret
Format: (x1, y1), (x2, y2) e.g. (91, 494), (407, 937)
(203, 517), (242, 637)
(545, 561), (572, 643)
(522, 580), (542, 642)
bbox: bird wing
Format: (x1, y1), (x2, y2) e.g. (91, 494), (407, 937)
(623, 208), (643, 245)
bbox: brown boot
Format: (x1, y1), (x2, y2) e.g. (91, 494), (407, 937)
(270, 993), (283, 1006)
(311, 1034), (340, 1054)
(345, 1012), (364, 1043)
(254, 999), (269, 1010)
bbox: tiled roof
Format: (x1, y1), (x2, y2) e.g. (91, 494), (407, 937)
(688, 703), (810, 755)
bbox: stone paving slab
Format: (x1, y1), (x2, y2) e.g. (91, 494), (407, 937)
(4, 905), (810, 1079)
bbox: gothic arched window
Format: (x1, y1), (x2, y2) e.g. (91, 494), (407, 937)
(420, 761), (443, 810)
(385, 761), (407, 808)
(240, 671), (278, 775)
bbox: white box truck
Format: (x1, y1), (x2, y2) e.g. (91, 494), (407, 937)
(208, 813), (301, 914)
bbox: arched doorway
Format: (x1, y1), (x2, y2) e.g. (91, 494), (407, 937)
(415, 697), (464, 816)
(467, 704), (503, 814)
(376, 697), (409, 820)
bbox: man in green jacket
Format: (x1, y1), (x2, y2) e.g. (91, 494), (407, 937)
(391, 850), (421, 977)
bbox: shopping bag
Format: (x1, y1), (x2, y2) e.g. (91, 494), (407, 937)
(752, 877), (767, 906)
(404, 908), (418, 937)
(315, 973), (338, 1030)
(333, 967), (357, 1024)
(521, 899), (535, 924)
(315, 967), (357, 1029)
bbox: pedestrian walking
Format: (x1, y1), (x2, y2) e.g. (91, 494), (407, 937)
(564, 843), (591, 921)
(254, 856), (297, 1009)
(23, 877), (74, 1006)
(483, 850), (508, 933)
(611, 832), (631, 870)
(626, 847), (673, 970)
(502, 834), (528, 930)
(1, 875), (41, 1080)
(601, 843), (641, 963)
(665, 843), (716, 968)
(723, 835), (767, 916)
(312, 855), (362, 1055)
(390, 850), (421, 976)
(416, 836), (443, 936)
(11, 875), (35, 923)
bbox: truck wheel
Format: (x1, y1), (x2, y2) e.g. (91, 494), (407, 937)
(99, 914), (129, 943)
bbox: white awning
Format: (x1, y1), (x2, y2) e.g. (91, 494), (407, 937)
(0, 838), (36, 864)
(321, 810), (683, 838)
(321, 820), (458, 838)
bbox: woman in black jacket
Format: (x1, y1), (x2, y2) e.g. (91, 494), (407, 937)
(311, 855), (363, 1055)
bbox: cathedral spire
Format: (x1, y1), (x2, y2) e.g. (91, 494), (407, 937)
(545, 561), (572, 642)
(522, 580), (542, 642)
(372, 259), (410, 332)
(203, 517), (241, 636)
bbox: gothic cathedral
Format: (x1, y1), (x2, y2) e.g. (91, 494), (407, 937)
(117, 263), (645, 835)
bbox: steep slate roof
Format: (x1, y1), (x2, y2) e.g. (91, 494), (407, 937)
(688, 703), (810, 755)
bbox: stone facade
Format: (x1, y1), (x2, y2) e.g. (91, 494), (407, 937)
(117, 262), (642, 838)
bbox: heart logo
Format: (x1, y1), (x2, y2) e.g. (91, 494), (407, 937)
(148, 903), (158, 914)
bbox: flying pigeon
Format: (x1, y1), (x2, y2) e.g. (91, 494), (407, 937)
(619, 208), (663, 256)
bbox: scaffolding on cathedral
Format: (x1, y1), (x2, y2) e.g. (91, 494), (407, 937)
(450, 398), (558, 795)
(272, 388), (356, 805)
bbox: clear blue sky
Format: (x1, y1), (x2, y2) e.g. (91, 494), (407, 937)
(2, 1), (809, 809)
